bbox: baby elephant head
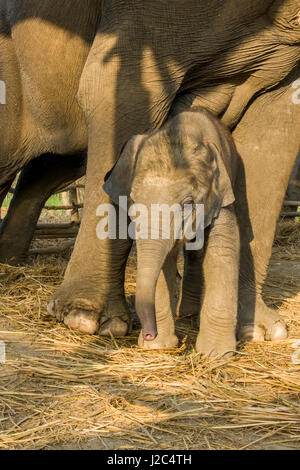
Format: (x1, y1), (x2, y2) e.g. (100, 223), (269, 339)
(103, 114), (235, 342)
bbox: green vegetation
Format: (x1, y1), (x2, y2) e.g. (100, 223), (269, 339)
(2, 193), (63, 208)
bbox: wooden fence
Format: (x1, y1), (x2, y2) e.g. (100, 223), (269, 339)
(281, 201), (300, 218)
(33, 180), (83, 255)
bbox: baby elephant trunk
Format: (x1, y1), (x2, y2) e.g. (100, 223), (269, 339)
(135, 238), (170, 341)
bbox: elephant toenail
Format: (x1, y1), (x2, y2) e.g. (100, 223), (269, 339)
(271, 322), (288, 342)
(64, 313), (98, 334)
(239, 325), (265, 342)
(47, 300), (56, 316)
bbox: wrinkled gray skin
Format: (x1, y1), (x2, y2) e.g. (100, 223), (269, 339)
(104, 109), (240, 356)
(0, 1), (299, 342)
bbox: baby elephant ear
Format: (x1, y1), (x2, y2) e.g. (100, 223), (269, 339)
(204, 142), (235, 227)
(103, 135), (145, 206)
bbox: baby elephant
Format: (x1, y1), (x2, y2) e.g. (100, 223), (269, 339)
(104, 108), (240, 357)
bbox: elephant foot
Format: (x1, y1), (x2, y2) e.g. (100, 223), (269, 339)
(47, 294), (131, 337)
(138, 330), (179, 350)
(47, 299), (99, 334)
(196, 331), (236, 359)
(237, 300), (288, 343)
(0, 232), (29, 266)
(98, 301), (131, 337)
(0, 246), (28, 266)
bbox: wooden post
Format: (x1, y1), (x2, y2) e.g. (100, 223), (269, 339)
(70, 187), (80, 222)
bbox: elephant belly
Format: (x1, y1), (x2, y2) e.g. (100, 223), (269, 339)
(0, 0), (100, 184)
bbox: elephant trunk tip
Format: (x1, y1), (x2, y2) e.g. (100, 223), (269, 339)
(144, 332), (157, 342)
(140, 315), (158, 341)
(136, 300), (158, 342)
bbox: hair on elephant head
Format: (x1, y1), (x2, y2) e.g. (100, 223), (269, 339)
(103, 108), (237, 341)
(104, 111), (235, 217)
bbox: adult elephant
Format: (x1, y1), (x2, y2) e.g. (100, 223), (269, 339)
(0, 0), (299, 340)
(0, 152), (86, 265)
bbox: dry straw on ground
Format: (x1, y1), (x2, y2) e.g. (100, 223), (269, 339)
(0, 218), (299, 450)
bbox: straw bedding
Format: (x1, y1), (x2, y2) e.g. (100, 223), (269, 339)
(0, 218), (299, 450)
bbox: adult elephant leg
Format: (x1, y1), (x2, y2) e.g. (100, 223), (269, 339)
(49, 27), (180, 337)
(0, 153), (86, 265)
(233, 68), (300, 342)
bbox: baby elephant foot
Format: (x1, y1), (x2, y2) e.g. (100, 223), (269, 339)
(196, 330), (236, 359)
(47, 299), (99, 334)
(138, 330), (179, 350)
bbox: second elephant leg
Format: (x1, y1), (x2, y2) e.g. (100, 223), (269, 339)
(179, 248), (204, 323)
(233, 68), (300, 342)
(139, 250), (179, 350)
(0, 152), (86, 265)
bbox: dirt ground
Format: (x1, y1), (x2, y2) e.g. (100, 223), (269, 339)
(0, 217), (299, 450)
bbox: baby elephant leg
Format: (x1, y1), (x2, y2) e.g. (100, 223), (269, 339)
(196, 206), (240, 358)
(139, 250), (179, 350)
(179, 248), (204, 322)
